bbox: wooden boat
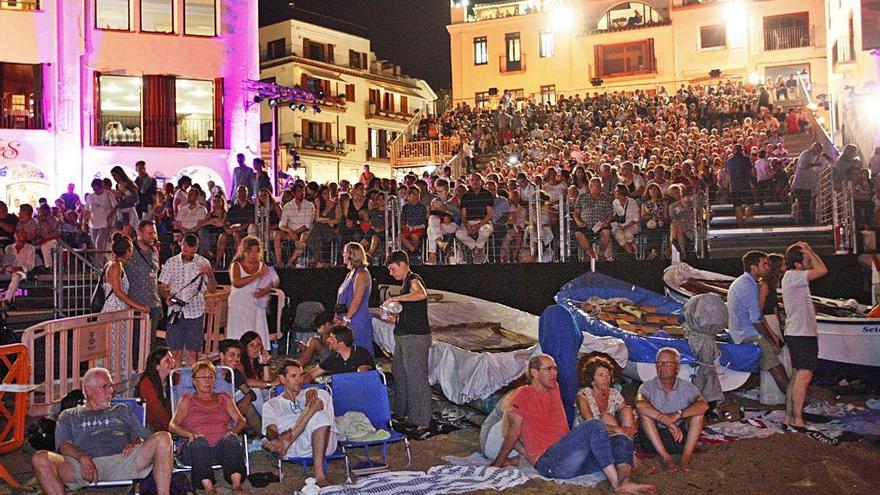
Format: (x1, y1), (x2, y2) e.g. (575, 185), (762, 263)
(664, 263), (880, 367)
(556, 272), (760, 391)
(372, 286), (628, 404)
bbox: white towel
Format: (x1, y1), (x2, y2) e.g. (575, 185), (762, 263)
(319, 465), (529, 495)
(443, 453), (606, 488)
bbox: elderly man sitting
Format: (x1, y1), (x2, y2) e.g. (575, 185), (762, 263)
(635, 348), (707, 472)
(31, 368), (174, 494)
(262, 358), (338, 487)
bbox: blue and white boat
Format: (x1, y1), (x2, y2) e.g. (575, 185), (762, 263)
(664, 263), (880, 368)
(555, 271), (761, 391)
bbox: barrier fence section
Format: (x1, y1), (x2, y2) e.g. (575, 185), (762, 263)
(22, 309), (151, 417)
(0, 344), (29, 488)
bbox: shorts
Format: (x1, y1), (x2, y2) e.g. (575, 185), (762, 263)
(165, 315), (205, 352)
(63, 445), (152, 490)
(785, 336), (818, 371)
(575, 225), (610, 242)
(729, 189), (753, 208)
(636, 420), (688, 455)
(613, 224), (640, 245)
(743, 335), (782, 370)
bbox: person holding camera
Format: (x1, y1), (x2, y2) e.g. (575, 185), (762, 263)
(159, 233), (216, 367)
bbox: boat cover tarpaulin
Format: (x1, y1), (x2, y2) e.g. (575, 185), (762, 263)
(555, 271), (760, 373)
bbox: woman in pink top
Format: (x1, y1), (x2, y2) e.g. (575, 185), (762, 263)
(169, 361), (247, 494)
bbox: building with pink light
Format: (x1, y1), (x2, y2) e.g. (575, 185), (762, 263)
(0, 0), (259, 207)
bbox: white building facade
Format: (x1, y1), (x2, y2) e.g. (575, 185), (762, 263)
(0, 0), (259, 207)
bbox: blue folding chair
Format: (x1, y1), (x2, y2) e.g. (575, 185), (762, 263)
(169, 366), (250, 475)
(330, 370), (411, 478)
(88, 398), (147, 489)
(269, 383), (348, 482)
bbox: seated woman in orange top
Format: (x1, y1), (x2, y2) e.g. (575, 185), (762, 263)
(136, 347), (175, 432)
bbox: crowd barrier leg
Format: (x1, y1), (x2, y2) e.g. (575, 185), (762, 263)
(0, 343), (30, 488)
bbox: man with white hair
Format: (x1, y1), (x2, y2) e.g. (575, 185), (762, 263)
(635, 348), (707, 472)
(31, 368), (173, 494)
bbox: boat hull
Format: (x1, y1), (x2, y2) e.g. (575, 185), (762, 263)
(624, 361), (751, 392)
(664, 266), (880, 368)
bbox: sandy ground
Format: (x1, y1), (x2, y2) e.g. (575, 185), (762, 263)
(4, 382), (880, 495)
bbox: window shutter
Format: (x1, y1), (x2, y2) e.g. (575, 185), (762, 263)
(302, 118), (310, 143)
(93, 71), (101, 145)
(325, 122), (332, 142)
(647, 39), (655, 73)
(213, 77), (224, 149)
(346, 125), (356, 145)
(345, 84), (355, 101)
(142, 75), (176, 147)
(328, 44), (334, 63)
(594, 45), (602, 77)
(32, 64), (43, 129)
(303, 38), (310, 57)
(323, 80), (331, 98)
(400, 95), (408, 115)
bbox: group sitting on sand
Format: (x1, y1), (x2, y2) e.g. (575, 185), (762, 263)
(483, 349), (710, 493)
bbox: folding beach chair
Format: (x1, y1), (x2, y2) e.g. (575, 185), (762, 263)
(88, 398), (147, 489)
(169, 366), (250, 475)
(330, 370), (411, 478)
(270, 383), (348, 481)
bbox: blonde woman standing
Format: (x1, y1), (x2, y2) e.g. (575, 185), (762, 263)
(336, 242), (373, 355)
(226, 236), (278, 347)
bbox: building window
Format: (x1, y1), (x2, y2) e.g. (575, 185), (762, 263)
(368, 128), (389, 159)
(345, 84), (355, 102)
(504, 89), (524, 105)
(699, 25), (726, 49)
(505, 33), (522, 71)
(475, 91), (490, 109)
(474, 37), (488, 65)
(594, 39), (656, 78)
(349, 50), (367, 69)
(0, 1), (41, 10)
(98, 75), (142, 145)
(539, 31), (554, 58)
(304, 39), (334, 63)
(763, 13), (810, 50)
(141, 0), (173, 33)
(96, 0), (130, 30)
(266, 39), (288, 60)
(346, 125), (356, 145)
(260, 122), (272, 143)
(0, 63), (43, 130)
(301, 75), (330, 99)
(175, 79), (215, 149)
(597, 2), (662, 31)
(184, 0), (216, 36)
(540, 84), (556, 105)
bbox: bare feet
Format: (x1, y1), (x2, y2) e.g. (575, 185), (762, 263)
(662, 457), (679, 472)
(315, 477), (331, 487)
(680, 457), (693, 472)
(615, 481), (657, 494)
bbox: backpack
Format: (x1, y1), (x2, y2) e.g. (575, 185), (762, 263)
(89, 266), (113, 313)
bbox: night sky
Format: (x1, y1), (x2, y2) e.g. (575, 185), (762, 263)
(259, 0), (454, 91)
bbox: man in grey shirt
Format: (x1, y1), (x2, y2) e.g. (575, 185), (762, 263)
(635, 348), (707, 472)
(790, 142), (831, 224)
(125, 220), (162, 348)
(31, 368), (173, 493)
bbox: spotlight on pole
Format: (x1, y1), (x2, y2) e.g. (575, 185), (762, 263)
(299, 103), (308, 112)
(289, 101), (298, 111)
(268, 97), (278, 107)
(253, 95), (264, 103)
(590, 77), (603, 87)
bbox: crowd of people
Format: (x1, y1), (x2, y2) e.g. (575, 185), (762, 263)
(4, 81), (877, 311)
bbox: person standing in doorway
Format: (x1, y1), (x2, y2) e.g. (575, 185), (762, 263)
(384, 250), (432, 439)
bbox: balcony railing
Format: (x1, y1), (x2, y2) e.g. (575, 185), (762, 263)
(99, 114), (217, 148)
(366, 104), (413, 122)
(500, 54), (526, 74)
(260, 44), (295, 63)
(0, 0), (40, 10)
(295, 137), (346, 154)
(1, 109), (43, 129)
(834, 35), (855, 65)
(763, 25), (812, 51)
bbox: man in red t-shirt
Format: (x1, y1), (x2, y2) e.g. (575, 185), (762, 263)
(491, 355), (654, 494)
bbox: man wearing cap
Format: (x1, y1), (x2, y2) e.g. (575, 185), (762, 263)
(384, 250), (432, 438)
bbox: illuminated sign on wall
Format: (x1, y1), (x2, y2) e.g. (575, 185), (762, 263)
(0, 140), (21, 162)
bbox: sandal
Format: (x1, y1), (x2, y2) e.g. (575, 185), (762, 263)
(805, 430), (839, 446)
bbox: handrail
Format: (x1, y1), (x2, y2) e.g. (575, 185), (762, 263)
(390, 110), (424, 148)
(53, 240), (109, 318)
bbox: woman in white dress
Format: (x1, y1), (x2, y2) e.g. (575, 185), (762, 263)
(102, 233), (150, 374)
(227, 236), (278, 347)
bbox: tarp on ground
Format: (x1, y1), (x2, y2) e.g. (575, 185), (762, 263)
(554, 271), (760, 373)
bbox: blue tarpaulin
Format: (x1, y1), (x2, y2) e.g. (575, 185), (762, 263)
(555, 271), (760, 373)
(538, 305), (584, 427)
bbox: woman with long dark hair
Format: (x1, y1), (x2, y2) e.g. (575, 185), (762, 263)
(102, 233), (150, 374)
(137, 346), (176, 432)
(239, 331), (273, 409)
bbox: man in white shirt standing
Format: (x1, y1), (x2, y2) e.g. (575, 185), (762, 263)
(83, 178), (116, 252)
(1, 229), (35, 306)
(262, 358), (337, 487)
(781, 241), (827, 429)
(274, 184), (315, 267)
(159, 233), (217, 367)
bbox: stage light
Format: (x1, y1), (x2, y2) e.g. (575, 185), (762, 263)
(748, 72), (761, 86)
(253, 95), (264, 103)
(709, 69), (722, 78)
(317, 91), (325, 99)
(590, 77), (603, 87)
(806, 102), (818, 111)
(299, 103), (308, 112)
(312, 105), (322, 114)
(268, 98), (278, 107)
(866, 93), (880, 119)
(508, 154), (518, 165)
(724, 1), (747, 46)
(551, 7), (576, 31)
(289, 101), (298, 111)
